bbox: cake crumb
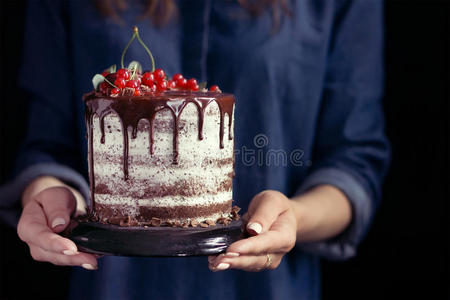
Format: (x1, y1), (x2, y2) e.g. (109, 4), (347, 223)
(150, 217), (162, 226)
(217, 217), (226, 224)
(108, 217), (124, 225)
(217, 217), (232, 225)
(119, 216), (131, 227)
(205, 219), (216, 226)
(199, 222), (209, 228)
(190, 220), (199, 227)
(231, 206), (241, 220)
(128, 219), (139, 226)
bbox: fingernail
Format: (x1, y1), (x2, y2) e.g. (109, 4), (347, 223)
(63, 250), (78, 256)
(247, 222), (262, 234)
(215, 263), (230, 271)
(225, 252), (240, 257)
(81, 263), (97, 270)
(52, 217), (66, 228)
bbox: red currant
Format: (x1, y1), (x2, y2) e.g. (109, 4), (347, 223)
(186, 78), (198, 90)
(150, 84), (157, 92)
(142, 72), (155, 86)
(192, 84), (199, 91)
(176, 78), (187, 88)
(117, 68), (130, 80)
(99, 81), (109, 93)
(111, 88), (120, 96)
(101, 71), (110, 77)
(210, 85), (220, 92)
(172, 73), (183, 81)
(153, 68), (165, 81)
(156, 80), (168, 91)
(134, 88), (142, 96)
(167, 80), (176, 89)
(126, 80), (140, 89)
(114, 78), (127, 89)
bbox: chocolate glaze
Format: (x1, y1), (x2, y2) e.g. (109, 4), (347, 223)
(83, 91), (235, 210)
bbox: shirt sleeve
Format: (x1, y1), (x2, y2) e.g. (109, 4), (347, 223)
(296, 0), (390, 260)
(0, 163), (89, 227)
(0, 1), (87, 227)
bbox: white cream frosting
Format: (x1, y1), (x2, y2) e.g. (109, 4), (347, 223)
(89, 99), (235, 219)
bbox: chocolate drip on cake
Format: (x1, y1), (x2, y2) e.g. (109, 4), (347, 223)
(216, 97), (234, 148)
(83, 91), (235, 222)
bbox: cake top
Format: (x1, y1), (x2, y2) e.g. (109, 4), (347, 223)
(83, 89), (232, 102)
(89, 26), (222, 99)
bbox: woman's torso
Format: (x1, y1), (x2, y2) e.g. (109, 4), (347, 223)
(67, 1), (335, 299)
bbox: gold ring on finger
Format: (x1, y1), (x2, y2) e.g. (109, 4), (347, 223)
(264, 253), (273, 269)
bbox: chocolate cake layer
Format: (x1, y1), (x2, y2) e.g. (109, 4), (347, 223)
(95, 200), (232, 221)
(94, 177), (232, 198)
(84, 91), (235, 224)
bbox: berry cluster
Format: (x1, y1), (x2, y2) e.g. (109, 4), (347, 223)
(93, 26), (222, 97)
(98, 68), (221, 97)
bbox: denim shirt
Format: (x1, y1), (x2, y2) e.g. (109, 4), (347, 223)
(0, 0), (389, 299)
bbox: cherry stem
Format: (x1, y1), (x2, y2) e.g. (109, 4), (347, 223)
(121, 26), (155, 72)
(120, 32), (136, 69)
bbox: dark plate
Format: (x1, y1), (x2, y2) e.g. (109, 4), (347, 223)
(62, 220), (244, 257)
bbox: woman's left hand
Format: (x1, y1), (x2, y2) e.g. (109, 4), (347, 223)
(208, 190), (297, 272)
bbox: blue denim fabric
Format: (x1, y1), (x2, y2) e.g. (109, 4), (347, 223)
(0, 0), (389, 299)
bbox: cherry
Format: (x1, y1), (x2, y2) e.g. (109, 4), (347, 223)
(168, 80), (176, 89)
(176, 78), (187, 88)
(114, 78), (127, 89)
(117, 68), (130, 80)
(111, 88), (120, 96)
(186, 78), (198, 90)
(126, 80), (140, 89)
(172, 73), (183, 81)
(192, 84), (199, 91)
(209, 85), (220, 92)
(153, 68), (165, 81)
(142, 72), (155, 86)
(156, 80), (168, 91)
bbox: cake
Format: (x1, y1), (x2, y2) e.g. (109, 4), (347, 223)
(83, 89), (237, 227)
(81, 27), (238, 228)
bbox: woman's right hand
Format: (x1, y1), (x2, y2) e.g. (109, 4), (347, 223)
(17, 177), (98, 270)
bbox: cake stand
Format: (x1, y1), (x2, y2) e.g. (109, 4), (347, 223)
(62, 219), (244, 257)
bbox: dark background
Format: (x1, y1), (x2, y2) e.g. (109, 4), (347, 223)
(0, 0), (449, 299)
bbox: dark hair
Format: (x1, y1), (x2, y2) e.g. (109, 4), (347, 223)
(94, 0), (291, 30)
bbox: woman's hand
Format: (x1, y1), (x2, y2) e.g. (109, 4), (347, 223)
(208, 185), (352, 272)
(17, 176), (98, 270)
(209, 190), (297, 272)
